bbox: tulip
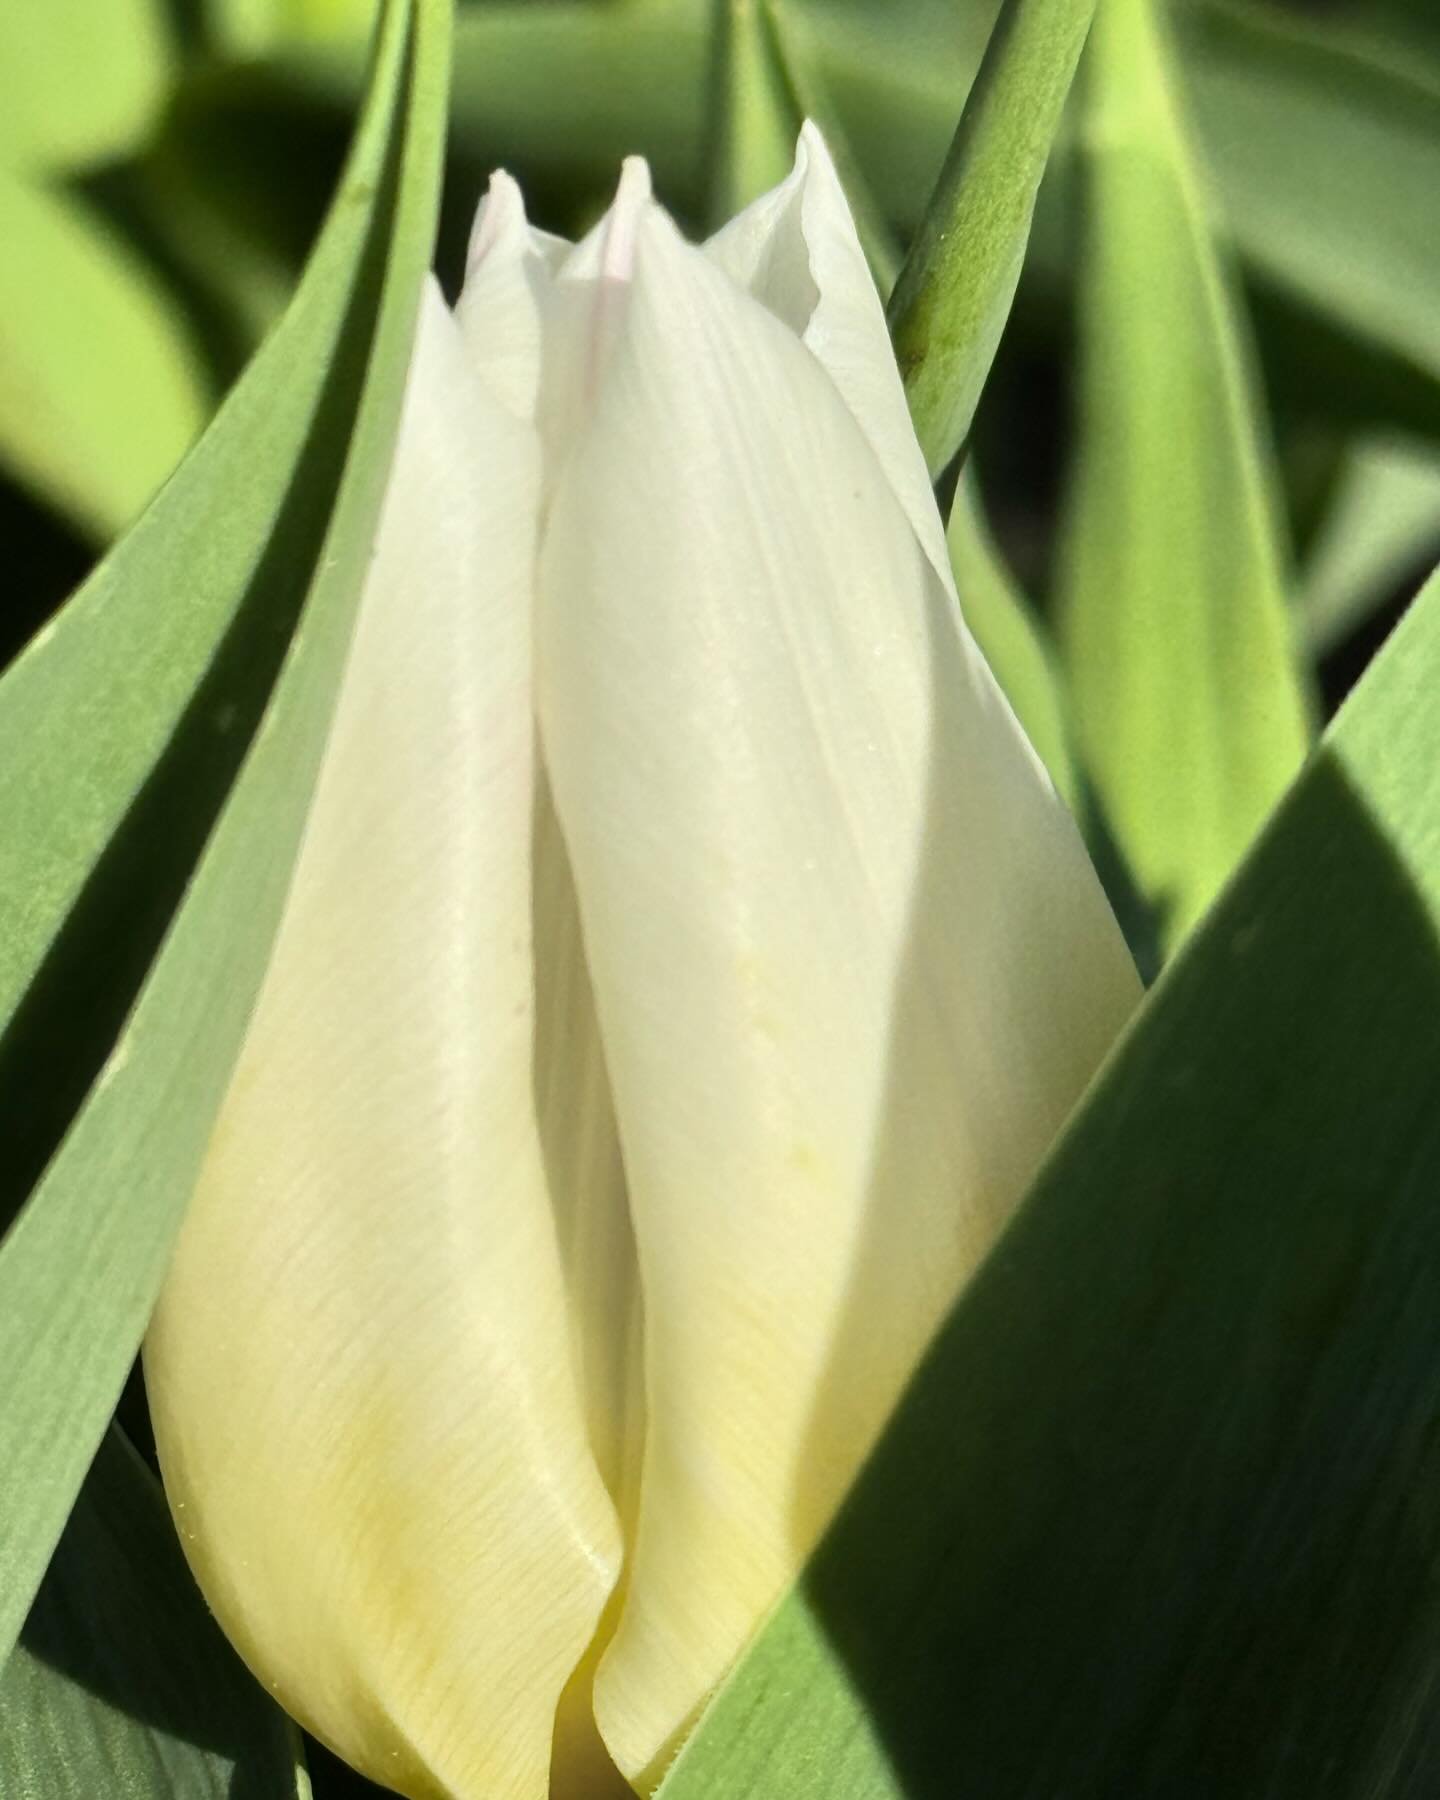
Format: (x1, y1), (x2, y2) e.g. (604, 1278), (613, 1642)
(145, 125), (1140, 1800)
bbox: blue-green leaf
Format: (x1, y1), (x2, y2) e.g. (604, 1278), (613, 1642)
(0, 0), (449, 1660)
(1, 1430), (306, 1799)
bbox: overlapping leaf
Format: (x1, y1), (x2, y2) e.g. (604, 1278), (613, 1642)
(0, 1430), (307, 1799)
(663, 555), (1440, 1800)
(0, 0), (449, 1662)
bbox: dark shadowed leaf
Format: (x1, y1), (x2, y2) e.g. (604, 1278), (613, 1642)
(662, 555), (1440, 1795)
(0, 1430), (305, 1799)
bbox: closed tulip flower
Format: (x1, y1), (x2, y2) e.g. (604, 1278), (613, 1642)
(145, 125), (1140, 1800)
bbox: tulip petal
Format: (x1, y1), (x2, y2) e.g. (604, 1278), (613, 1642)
(707, 123), (953, 593)
(533, 784), (643, 1521)
(146, 284), (620, 1800)
(460, 139), (648, 1590)
(536, 206), (1140, 1783)
(456, 170), (564, 424)
(458, 172), (648, 1800)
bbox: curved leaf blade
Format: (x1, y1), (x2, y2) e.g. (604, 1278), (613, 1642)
(0, 0), (450, 1659)
(1061, 0), (1311, 952)
(0, 1430), (306, 1800)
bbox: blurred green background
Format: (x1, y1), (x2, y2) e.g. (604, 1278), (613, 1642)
(6, 0), (1439, 730)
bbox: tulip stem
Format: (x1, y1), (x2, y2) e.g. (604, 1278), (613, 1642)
(887, 0), (1098, 478)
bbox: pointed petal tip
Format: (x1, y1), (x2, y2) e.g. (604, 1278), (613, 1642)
(466, 168), (528, 274)
(601, 156), (654, 281)
(795, 120), (849, 213)
(795, 117), (825, 162)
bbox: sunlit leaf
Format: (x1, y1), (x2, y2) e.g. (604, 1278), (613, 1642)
(203, 0), (380, 57)
(1061, 0), (1311, 952)
(1302, 434), (1440, 655)
(0, 176), (209, 541)
(0, 0), (173, 173)
(0, 0), (449, 1661)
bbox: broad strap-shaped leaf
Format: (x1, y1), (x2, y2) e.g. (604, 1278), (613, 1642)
(0, 0), (449, 1660)
(0, 173), (210, 540)
(886, 0), (1097, 474)
(0, 1430), (306, 1800)
(1061, 0), (1311, 952)
(661, 549), (1440, 1797)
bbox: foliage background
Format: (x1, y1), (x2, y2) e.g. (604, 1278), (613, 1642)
(7, 0), (1439, 716)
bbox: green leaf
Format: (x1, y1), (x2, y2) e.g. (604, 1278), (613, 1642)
(0, 175), (210, 542)
(0, 1430), (305, 1799)
(1185, 1), (1440, 428)
(886, 0), (1097, 474)
(1302, 434), (1440, 656)
(1060, 0), (1311, 954)
(946, 470), (1080, 813)
(0, 0), (174, 173)
(661, 562), (1440, 1793)
(0, 0), (449, 1661)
